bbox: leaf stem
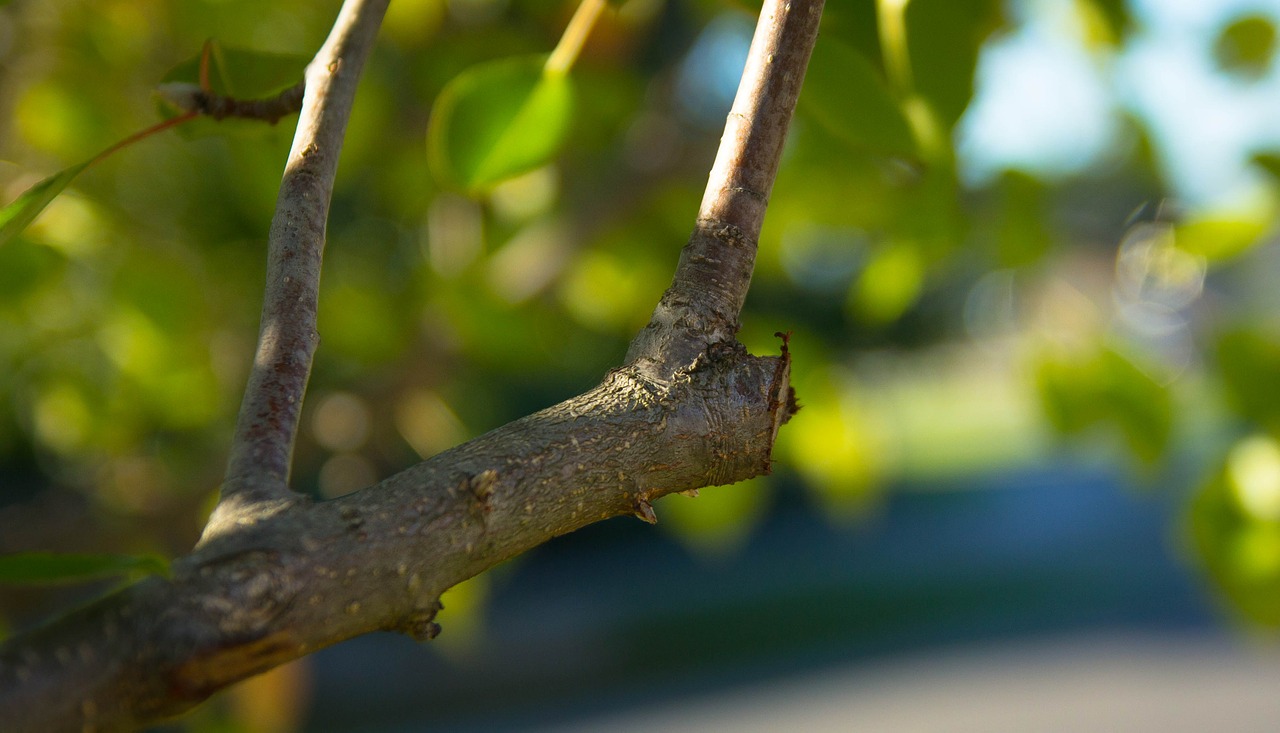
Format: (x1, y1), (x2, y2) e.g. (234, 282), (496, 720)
(545, 0), (606, 76)
(89, 111), (198, 167)
(877, 0), (914, 95)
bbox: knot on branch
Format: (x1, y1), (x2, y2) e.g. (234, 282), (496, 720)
(394, 598), (443, 642)
(182, 550), (300, 639)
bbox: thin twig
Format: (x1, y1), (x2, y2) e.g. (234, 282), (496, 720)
(89, 112), (198, 165)
(697, 0), (825, 242)
(211, 0), (391, 532)
(195, 81), (307, 123)
(626, 0), (825, 380)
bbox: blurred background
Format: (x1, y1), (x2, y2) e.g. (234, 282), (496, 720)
(3, 0), (1280, 730)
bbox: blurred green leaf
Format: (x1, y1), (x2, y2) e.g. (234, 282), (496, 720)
(0, 162), (91, 249)
(1174, 215), (1271, 262)
(0, 237), (65, 303)
(1252, 151), (1280, 181)
(156, 42), (309, 140)
(905, 0), (1005, 129)
(994, 171), (1051, 266)
(801, 37), (916, 156)
(160, 41), (309, 99)
(1036, 347), (1172, 464)
(0, 552), (169, 585)
(780, 367), (885, 518)
(427, 55), (574, 193)
(1188, 437), (1280, 627)
(820, 1), (883, 70)
(1077, 0), (1133, 46)
(1037, 350), (1106, 437)
(1101, 349), (1173, 464)
(660, 479), (771, 558)
(848, 241), (924, 324)
(1213, 14), (1277, 78)
(1217, 329), (1280, 434)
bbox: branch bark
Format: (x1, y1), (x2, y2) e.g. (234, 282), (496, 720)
(625, 0), (823, 381)
(215, 0), (390, 524)
(0, 0), (823, 730)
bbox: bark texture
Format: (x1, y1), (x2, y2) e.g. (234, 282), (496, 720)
(218, 0), (390, 518)
(0, 0), (824, 730)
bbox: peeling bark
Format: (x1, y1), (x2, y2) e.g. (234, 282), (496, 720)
(0, 0), (823, 730)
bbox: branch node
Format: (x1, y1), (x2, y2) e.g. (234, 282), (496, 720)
(467, 469), (498, 511)
(633, 498), (658, 524)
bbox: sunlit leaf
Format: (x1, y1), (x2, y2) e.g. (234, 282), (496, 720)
(1036, 347), (1172, 464)
(799, 37), (916, 156)
(1076, 0), (1133, 47)
(660, 479), (771, 558)
(1099, 348), (1172, 465)
(0, 162), (91, 248)
(1188, 443), (1280, 627)
(848, 241), (924, 324)
(1175, 216), (1271, 262)
(433, 574), (490, 651)
(0, 552), (169, 585)
(427, 55), (575, 193)
(779, 367), (886, 518)
(1213, 14), (1277, 79)
(1036, 351), (1106, 437)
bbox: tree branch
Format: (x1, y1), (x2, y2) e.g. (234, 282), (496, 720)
(157, 80), (307, 124)
(0, 0), (822, 730)
(625, 0), (824, 381)
(214, 0), (390, 526)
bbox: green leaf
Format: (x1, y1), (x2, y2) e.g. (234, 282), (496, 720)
(1036, 347), (1172, 464)
(1187, 439), (1280, 627)
(1214, 15), (1277, 79)
(659, 478), (772, 557)
(0, 552), (169, 585)
(160, 41), (309, 100)
(428, 55), (575, 193)
(1077, 0), (1133, 47)
(0, 237), (65, 304)
(1174, 216), (1271, 262)
(1252, 151), (1280, 181)
(993, 170), (1051, 266)
(1218, 329), (1280, 434)
(1099, 348), (1172, 465)
(156, 42), (309, 141)
(848, 241), (924, 324)
(0, 162), (91, 249)
(800, 37), (916, 156)
(905, 0), (1006, 129)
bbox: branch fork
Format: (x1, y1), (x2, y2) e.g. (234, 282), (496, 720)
(0, 0), (823, 729)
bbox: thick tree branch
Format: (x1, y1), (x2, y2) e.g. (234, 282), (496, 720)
(626, 0), (824, 381)
(215, 0), (390, 523)
(0, 0), (821, 730)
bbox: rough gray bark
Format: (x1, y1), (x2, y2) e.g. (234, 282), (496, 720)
(0, 0), (824, 730)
